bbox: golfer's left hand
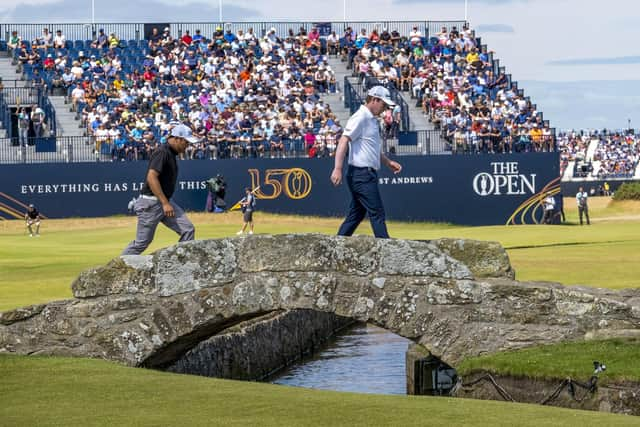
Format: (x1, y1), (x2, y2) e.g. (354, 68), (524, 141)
(330, 168), (343, 186)
(388, 161), (402, 174)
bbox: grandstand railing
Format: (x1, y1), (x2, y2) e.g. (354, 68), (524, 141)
(1, 86), (39, 106)
(343, 76), (363, 115)
(1, 21), (467, 45)
(1, 79), (28, 88)
(0, 130), (462, 164)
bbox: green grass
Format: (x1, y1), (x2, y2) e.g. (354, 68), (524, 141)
(1, 354), (638, 427)
(458, 339), (640, 384)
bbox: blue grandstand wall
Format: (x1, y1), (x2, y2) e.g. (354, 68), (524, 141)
(0, 153), (559, 225)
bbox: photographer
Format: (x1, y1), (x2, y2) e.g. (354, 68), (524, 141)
(206, 174), (227, 213)
(542, 193), (556, 224)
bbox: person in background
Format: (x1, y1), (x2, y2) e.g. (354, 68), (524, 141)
(25, 204), (42, 237)
(92, 28), (108, 49)
(576, 186), (590, 225)
(236, 187), (256, 235)
(542, 193), (556, 224)
(8, 30), (21, 57)
(17, 107), (30, 146)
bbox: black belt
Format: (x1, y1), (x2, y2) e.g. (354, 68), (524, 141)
(349, 165), (377, 172)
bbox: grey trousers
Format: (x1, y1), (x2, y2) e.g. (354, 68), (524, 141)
(121, 197), (195, 255)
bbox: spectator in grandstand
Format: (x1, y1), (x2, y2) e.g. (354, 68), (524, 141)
(53, 29), (66, 49)
(71, 84), (85, 112)
(408, 26), (422, 46)
(326, 30), (339, 55)
(54, 51), (67, 71)
(108, 32), (120, 49)
(25, 204), (42, 237)
(121, 124), (197, 255)
(7, 30), (21, 56)
(576, 186), (590, 225)
(50, 69), (65, 95)
(269, 128), (285, 157)
(92, 29), (108, 49)
(25, 48), (40, 66)
(38, 27), (52, 48)
(160, 27), (173, 47)
(330, 86), (401, 239)
(43, 53), (55, 70)
(16, 45), (28, 67)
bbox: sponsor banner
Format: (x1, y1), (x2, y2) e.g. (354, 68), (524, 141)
(0, 152), (559, 225)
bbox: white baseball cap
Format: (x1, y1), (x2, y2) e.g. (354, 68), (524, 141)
(170, 124), (199, 143)
(367, 85), (394, 106)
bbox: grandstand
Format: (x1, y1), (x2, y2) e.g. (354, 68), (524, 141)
(559, 130), (640, 182)
(0, 19), (635, 182)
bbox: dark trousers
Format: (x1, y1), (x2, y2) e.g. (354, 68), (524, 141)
(578, 205), (590, 225)
(337, 166), (389, 238)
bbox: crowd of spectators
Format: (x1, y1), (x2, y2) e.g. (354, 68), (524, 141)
(592, 132), (639, 178)
(7, 24), (640, 181)
(341, 23), (554, 154)
(557, 131), (590, 176)
(557, 130), (639, 179)
(13, 25), (343, 160)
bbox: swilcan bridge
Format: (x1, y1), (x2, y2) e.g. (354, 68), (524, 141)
(1, 234), (639, 368)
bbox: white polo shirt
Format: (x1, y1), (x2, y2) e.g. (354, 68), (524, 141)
(343, 105), (381, 170)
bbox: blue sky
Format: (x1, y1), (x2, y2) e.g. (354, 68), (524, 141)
(0, 0), (637, 130)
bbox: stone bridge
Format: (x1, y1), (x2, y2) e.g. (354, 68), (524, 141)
(1, 234), (639, 367)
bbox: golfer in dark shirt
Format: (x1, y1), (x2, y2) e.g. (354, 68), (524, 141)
(122, 124), (197, 255)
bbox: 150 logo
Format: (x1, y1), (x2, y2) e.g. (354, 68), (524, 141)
(247, 168), (313, 200)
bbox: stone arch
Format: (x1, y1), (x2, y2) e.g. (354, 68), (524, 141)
(1, 234), (639, 369)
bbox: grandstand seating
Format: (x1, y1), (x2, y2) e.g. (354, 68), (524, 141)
(17, 21), (640, 180)
(557, 130), (640, 180)
(7, 22), (558, 161)
(340, 24), (554, 154)
(11, 26), (342, 160)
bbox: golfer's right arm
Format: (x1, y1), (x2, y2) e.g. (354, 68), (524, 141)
(146, 169), (174, 217)
(331, 135), (350, 186)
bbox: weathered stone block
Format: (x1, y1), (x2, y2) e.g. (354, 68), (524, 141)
(72, 256), (155, 298)
(154, 239), (237, 296)
(432, 238), (515, 279)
